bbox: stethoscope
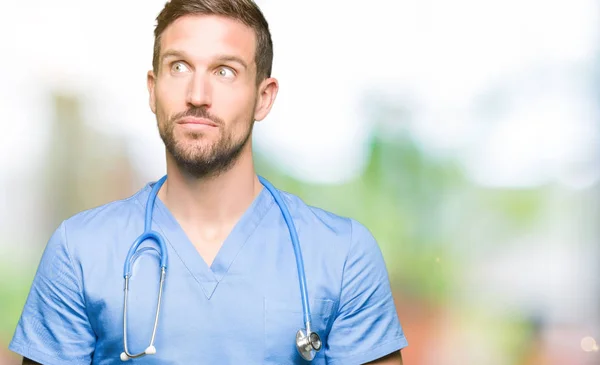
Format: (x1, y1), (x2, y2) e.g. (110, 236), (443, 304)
(120, 175), (322, 362)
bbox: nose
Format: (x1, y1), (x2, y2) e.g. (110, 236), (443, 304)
(186, 72), (212, 108)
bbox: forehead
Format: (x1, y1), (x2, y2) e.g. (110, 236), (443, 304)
(160, 14), (256, 65)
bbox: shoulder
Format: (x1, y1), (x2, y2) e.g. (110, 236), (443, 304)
(57, 184), (148, 245)
(275, 188), (379, 254)
(65, 192), (142, 229)
(39, 185), (150, 281)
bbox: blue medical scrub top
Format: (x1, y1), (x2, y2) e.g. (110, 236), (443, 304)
(10, 178), (408, 364)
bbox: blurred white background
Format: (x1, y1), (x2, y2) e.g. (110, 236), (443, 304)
(0, 1), (599, 364)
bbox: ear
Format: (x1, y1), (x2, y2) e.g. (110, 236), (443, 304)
(254, 77), (279, 121)
(147, 70), (157, 114)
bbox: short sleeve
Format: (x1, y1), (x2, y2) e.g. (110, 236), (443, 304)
(325, 219), (408, 364)
(9, 221), (96, 365)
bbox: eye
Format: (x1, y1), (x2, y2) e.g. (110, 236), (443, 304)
(216, 67), (235, 79)
(171, 61), (190, 73)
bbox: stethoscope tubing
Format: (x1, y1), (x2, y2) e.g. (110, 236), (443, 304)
(257, 176), (313, 328)
(121, 175), (316, 360)
(123, 175), (168, 278)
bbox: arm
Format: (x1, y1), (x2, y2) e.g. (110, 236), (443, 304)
(366, 350), (404, 364)
(23, 358), (42, 365)
(8, 221), (96, 365)
(325, 219), (408, 364)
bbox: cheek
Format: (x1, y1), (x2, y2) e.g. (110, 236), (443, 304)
(215, 85), (257, 123)
(154, 97), (170, 125)
(155, 79), (187, 117)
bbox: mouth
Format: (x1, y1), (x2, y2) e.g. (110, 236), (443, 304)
(176, 117), (218, 127)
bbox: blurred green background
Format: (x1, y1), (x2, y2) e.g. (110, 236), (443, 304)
(1, 0), (599, 364)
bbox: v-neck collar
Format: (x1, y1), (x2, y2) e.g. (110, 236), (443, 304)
(135, 179), (274, 299)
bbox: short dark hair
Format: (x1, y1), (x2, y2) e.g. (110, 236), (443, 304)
(152, 0), (273, 83)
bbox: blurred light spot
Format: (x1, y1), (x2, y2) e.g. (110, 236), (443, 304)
(435, 257), (440, 263)
(581, 336), (598, 352)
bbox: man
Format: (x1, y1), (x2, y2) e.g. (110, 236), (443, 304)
(10, 0), (408, 363)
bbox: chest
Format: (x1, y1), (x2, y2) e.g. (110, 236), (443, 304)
(179, 222), (233, 268)
(84, 239), (339, 364)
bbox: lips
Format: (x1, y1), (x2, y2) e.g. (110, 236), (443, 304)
(176, 117), (218, 127)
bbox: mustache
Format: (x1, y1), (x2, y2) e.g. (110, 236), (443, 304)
(170, 107), (223, 126)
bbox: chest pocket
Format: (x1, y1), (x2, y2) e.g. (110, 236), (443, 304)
(264, 298), (335, 364)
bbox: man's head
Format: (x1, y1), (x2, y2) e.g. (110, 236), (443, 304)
(147, 0), (278, 179)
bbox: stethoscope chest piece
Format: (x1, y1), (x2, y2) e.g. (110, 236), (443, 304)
(296, 328), (322, 361)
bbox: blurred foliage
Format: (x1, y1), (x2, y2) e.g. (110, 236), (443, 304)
(255, 129), (553, 363)
(256, 133), (461, 303)
(256, 129), (548, 306)
(0, 259), (37, 346)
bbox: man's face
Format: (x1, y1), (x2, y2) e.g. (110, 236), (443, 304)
(147, 14), (276, 178)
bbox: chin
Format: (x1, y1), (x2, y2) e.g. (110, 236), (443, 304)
(176, 139), (214, 156)
(176, 128), (208, 139)
(175, 131), (215, 147)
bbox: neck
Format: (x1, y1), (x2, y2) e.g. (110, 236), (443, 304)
(158, 148), (262, 227)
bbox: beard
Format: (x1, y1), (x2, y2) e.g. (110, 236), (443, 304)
(157, 106), (253, 179)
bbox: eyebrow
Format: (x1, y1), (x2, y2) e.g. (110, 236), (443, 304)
(161, 50), (248, 70)
(161, 50), (187, 64)
(215, 55), (248, 70)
